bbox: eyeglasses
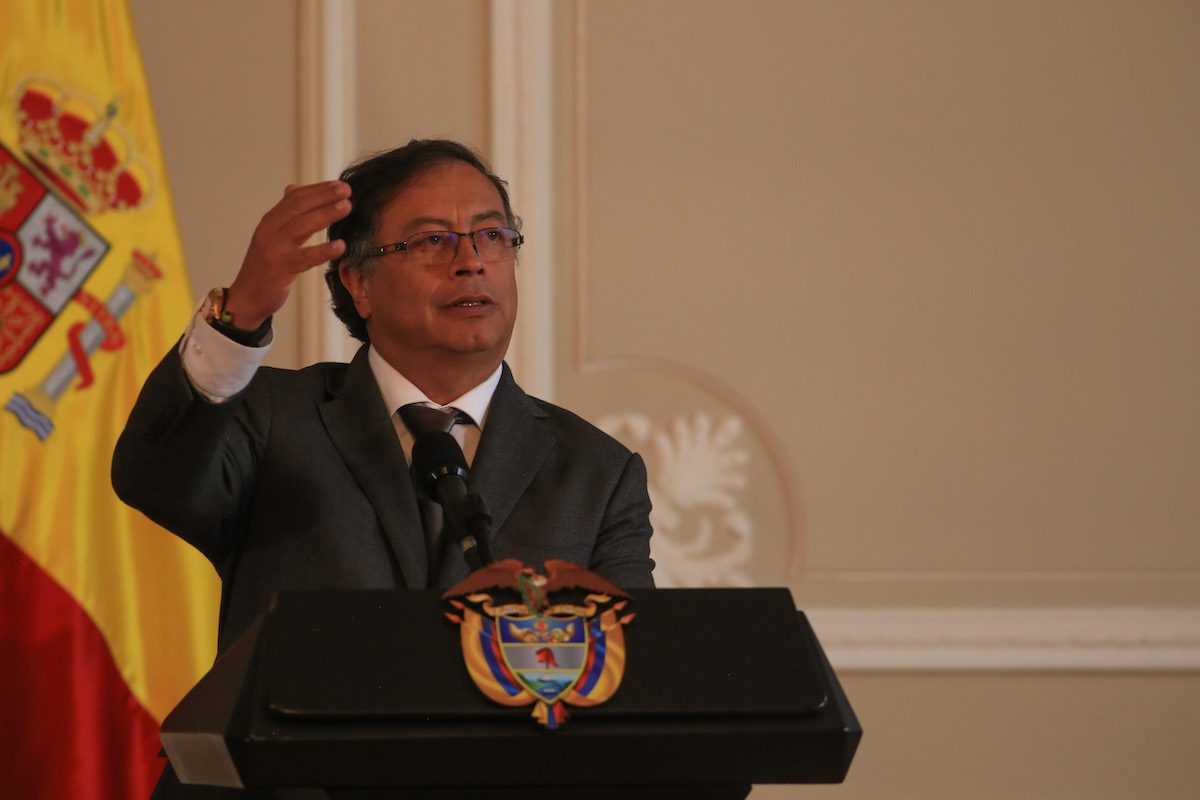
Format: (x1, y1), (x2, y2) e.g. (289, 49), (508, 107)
(363, 227), (524, 269)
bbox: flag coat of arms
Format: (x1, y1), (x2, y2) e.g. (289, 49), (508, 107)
(0, 141), (108, 376)
(0, 2), (219, 797)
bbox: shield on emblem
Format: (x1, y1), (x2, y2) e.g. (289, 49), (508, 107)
(0, 143), (109, 374)
(496, 614), (588, 704)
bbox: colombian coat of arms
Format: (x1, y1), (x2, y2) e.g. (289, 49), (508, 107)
(444, 559), (635, 729)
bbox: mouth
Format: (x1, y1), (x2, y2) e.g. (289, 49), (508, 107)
(444, 294), (494, 309)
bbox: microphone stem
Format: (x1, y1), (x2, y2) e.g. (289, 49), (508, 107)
(468, 515), (492, 566)
(442, 491), (493, 570)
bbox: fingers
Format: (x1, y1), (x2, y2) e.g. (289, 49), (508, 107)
(297, 237), (347, 266)
(251, 181), (351, 271)
(280, 179), (349, 212)
(264, 181), (351, 245)
(229, 180), (353, 324)
(280, 196), (352, 248)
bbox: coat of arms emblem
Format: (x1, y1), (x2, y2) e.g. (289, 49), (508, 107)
(1, 79), (163, 440)
(0, 142), (109, 374)
(444, 560), (635, 729)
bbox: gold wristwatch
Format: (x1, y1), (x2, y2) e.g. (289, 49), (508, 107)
(203, 286), (234, 326)
(203, 286), (272, 345)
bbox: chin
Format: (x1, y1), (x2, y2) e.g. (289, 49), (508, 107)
(452, 326), (512, 354)
(443, 336), (506, 357)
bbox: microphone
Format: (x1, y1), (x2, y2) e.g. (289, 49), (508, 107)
(410, 431), (493, 570)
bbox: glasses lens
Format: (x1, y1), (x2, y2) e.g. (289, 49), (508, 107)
(406, 231), (459, 266)
(473, 227), (521, 262)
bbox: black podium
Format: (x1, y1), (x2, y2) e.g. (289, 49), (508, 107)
(162, 588), (860, 799)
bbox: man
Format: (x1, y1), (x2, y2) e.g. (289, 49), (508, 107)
(113, 138), (654, 668)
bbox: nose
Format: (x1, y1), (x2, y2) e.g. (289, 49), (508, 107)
(451, 232), (484, 275)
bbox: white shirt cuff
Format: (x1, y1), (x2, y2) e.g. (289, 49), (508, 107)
(179, 301), (273, 403)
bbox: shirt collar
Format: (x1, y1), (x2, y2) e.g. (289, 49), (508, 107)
(367, 346), (503, 429)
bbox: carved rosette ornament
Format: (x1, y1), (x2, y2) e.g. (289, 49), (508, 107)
(600, 412), (753, 587)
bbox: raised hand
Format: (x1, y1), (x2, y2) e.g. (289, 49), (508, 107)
(223, 180), (352, 329)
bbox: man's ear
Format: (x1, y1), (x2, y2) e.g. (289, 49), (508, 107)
(339, 262), (371, 319)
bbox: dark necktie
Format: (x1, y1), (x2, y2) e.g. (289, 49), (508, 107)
(398, 403), (472, 580)
(399, 403), (471, 440)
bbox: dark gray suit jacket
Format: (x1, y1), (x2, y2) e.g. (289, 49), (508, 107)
(113, 344), (655, 657)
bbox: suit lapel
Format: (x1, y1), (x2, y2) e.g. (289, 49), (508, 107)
(318, 346), (428, 588)
(468, 365), (553, 542)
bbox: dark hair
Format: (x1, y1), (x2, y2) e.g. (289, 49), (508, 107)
(324, 139), (517, 343)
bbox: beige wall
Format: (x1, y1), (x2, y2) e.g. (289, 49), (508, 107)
(130, 1), (1199, 796)
(764, 670), (1200, 799)
(133, 0), (299, 365)
(560, 0), (1200, 596)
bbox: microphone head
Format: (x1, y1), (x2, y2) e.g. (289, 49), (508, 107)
(410, 430), (469, 496)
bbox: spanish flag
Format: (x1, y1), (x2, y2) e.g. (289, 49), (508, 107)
(0, 2), (219, 796)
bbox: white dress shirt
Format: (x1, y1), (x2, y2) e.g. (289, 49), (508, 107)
(367, 346), (501, 467)
(178, 300), (272, 403)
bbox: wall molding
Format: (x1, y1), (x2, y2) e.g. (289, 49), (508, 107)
(799, 570), (1200, 583)
(806, 607), (1200, 672)
(295, 0), (356, 366)
(489, 0), (555, 400)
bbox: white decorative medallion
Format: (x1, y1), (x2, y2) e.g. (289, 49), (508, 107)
(599, 412), (752, 587)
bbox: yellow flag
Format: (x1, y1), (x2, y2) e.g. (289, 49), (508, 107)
(0, 1), (219, 795)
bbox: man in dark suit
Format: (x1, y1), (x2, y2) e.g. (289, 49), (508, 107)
(113, 137), (654, 656)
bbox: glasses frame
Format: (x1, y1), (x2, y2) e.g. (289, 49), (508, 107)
(362, 226), (524, 265)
